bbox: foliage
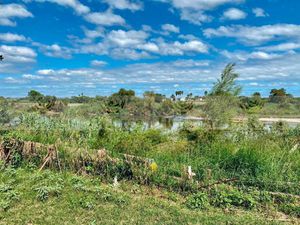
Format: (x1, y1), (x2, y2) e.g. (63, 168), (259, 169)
(0, 168), (287, 225)
(210, 63), (241, 96)
(186, 192), (210, 209)
(210, 185), (257, 209)
(203, 95), (239, 129)
(28, 90), (44, 102)
(0, 99), (11, 124)
(203, 63), (241, 129)
(269, 88), (292, 104)
(108, 88), (135, 109)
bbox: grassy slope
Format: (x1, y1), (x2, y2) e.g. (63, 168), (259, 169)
(0, 168), (293, 225)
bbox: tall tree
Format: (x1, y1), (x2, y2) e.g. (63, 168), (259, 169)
(203, 63), (241, 129)
(28, 90), (44, 102)
(210, 63), (241, 96)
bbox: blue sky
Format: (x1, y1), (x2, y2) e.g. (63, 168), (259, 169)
(0, 0), (300, 97)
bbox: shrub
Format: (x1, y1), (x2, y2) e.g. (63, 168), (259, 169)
(186, 192), (210, 210)
(210, 185), (257, 209)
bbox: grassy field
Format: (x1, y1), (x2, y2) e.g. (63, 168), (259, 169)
(0, 112), (299, 224)
(0, 168), (297, 225)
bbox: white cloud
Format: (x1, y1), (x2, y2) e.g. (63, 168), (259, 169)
(33, 43), (73, 59)
(83, 27), (105, 39)
(4, 77), (26, 84)
(37, 69), (56, 75)
(179, 9), (212, 25)
(0, 4), (33, 26)
(171, 0), (244, 11)
(174, 40), (209, 53)
(223, 8), (247, 20)
(0, 45), (36, 74)
(110, 48), (150, 60)
(249, 51), (281, 60)
(104, 0), (143, 11)
(77, 28), (209, 59)
(221, 50), (281, 61)
(84, 11), (126, 26)
(30, 0), (90, 15)
(22, 74), (43, 80)
(258, 42), (300, 52)
(0, 45), (36, 63)
(138, 43), (159, 53)
(0, 33), (26, 42)
(90, 60), (108, 67)
(161, 24), (180, 33)
(157, 0), (243, 24)
(204, 24), (300, 45)
(107, 30), (148, 47)
(155, 39), (209, 55)
(252, 8), (268, 17)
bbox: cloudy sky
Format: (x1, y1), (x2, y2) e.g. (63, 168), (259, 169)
(0, 0), (300, 97)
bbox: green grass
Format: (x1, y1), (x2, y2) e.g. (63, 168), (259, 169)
(1, 112), (300, 224)
(0, 168), (295, 225)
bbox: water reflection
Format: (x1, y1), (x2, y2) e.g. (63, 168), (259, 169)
(113, 116), (300, 131)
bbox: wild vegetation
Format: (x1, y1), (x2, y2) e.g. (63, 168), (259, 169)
(0, 64), (299, 224)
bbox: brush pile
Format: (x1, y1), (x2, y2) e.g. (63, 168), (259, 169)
(0, 139), (157, 183)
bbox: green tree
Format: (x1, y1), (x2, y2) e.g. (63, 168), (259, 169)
(210, 63), (241, 96)
(240, 92), (264, 111)
(28, 90), (44, 102)
(109, 88), (135, 109)
(203, 63), (241, 129)
(269, 88), (292, 104)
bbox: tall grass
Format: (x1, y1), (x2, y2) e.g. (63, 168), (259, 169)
(1, 112), (300, 194)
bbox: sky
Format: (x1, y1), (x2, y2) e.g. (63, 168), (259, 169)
(0, 0), (300, 97)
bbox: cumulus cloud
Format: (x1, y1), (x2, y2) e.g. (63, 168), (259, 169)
(0, 45), (36, 63)
(90, 60), (108, 67)
(29, 0), (90, 15)
(258, 42), (300, 52)
(161, 24), (180, 33)
(252, 8), (268, 17)
(78, 28), (209, 59)
(179, 9), (212, 25)
(84, 11), (126, 26)
(103, 0), (143, 11)
(4, 77), (26, 84)
(223, 8), (247, 20)
(171, 0), (244, 11)
(33, 42), (73, 59)
(0, 45), (36, 74)
(0, 33), (27, 42)
(204, 24), (300, 45)
(107, 30), (148, 47)
(221, 50), (281, 61)
(0, 4), (33, 26)
(22, 74), (43, 80)
(157, 0), (243, 24)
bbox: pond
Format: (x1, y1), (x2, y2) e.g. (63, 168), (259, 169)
(113, 116), (300, 131)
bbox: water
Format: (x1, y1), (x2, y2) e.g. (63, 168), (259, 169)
(113, 116), (300, 131)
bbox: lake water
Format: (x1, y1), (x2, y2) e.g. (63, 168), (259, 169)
(113, 116), (300, 131)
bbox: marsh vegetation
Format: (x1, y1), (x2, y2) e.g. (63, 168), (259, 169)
(0, 64), (299, 224)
